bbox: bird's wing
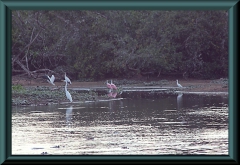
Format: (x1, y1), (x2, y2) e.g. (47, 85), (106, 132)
(66, 77), (71, 83)
(51, 75), (55, 82)
(68, 79), (71, 83)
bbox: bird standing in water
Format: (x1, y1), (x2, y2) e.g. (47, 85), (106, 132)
(176, 79), (183, 88)
(65, 72), (71, 84)
(110, 80), (117, 90)
(63, 79), (72, 103)
(106, 80), (112, 92)
(108, 91), (118, 98)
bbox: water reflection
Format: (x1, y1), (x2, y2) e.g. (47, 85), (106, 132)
(12, 93), (228, 155)
(177, 93), (183, 110)
(108, 91), (118, 98)
(66, 106), (73, 126)
(108, 100), (113, 111)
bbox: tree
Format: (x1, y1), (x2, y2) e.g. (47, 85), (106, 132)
(12, 10), (228, 80)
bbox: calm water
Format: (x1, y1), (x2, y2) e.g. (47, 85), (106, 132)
(12, 92), (228, 155)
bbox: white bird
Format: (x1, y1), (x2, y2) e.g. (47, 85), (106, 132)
(65, 72), (71, 84)
(176, 79), (183, 88)
(47, 75), (55, 86)
(63, 79), (72, 103)
(106, 80), (112, 92)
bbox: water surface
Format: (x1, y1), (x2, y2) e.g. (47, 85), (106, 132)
(12, 93), (228, 155)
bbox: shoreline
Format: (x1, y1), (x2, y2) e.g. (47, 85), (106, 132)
(12, 77), (228, 106)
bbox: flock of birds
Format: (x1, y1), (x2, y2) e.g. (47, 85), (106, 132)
(46, 72), (183, 103)
(46, 73), (119, 103)
(47, 72), (73, 103)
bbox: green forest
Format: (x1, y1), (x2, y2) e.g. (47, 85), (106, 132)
(12, 10), (228, 81)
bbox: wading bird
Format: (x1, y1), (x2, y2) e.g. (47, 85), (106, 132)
(63, 79), (73, 103)
(47, 75), (55, 86)
(106, 80), (112, 91)
(110, 80), (117, 90)
(108, 91), (118, 98)
(176, 79), (183, 88)
(65, 72), (71, 84)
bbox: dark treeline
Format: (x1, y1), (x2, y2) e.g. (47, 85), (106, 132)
(12, 10), (228, 81)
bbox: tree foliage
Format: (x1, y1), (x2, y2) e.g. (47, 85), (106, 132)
(12, 10), (228, 80)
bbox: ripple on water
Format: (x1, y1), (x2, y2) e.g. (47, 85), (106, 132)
(12, 95), (228, 155)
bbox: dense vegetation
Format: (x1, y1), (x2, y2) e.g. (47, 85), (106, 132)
(12, 10), (228, 81)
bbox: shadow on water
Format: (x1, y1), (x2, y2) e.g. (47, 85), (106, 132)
(12, 91), (228, 155)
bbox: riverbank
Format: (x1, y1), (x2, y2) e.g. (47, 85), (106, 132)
(12, 76), (228, 106)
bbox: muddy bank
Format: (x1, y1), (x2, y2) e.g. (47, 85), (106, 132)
(12, 77), (228, 106)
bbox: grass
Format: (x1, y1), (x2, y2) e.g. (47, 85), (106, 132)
(12, 86), (100, 106)
(12, 84), (25, 92)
